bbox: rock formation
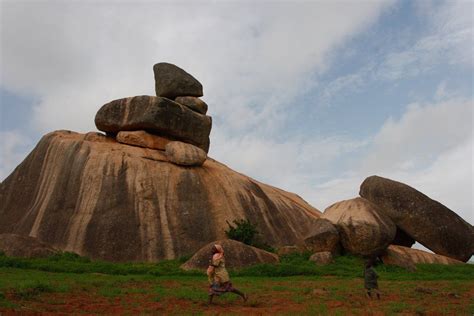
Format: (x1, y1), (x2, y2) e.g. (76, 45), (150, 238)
(322, 197), (396, 256)
(381, 245), (463, 270)
(153, 62), (203, 99)
(180, 239), (279, 270)
(304, 218), (340, 254)
(360, 176), (474, 262)
(0, 130), (320, 262)
(0, 234), (58, 258)
(165, 141), (207, 167)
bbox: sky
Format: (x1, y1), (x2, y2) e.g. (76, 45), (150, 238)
(1, 0), (473, 238)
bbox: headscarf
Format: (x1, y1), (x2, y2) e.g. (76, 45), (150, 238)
(213, 244), (224, 260)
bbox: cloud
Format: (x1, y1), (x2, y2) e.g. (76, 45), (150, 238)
(312, 96), (473, 224)
(0, 1), (392, 138)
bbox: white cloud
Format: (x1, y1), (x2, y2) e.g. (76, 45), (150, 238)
(0, 1), (392, 138)
(311, 96), (473, 224)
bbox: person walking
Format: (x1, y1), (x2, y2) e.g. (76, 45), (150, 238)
(364, 259), (381, 299)
(206, 244), (248, 304)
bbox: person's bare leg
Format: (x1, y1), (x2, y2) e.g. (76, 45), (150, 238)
(208, 294), (214, 305)
(231, 288), (248, 302)
(366, 290), (372, 299)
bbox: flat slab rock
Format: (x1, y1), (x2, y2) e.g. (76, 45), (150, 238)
(181, 239), (279, 270)
(381, 245), (463, 271)
(165, 141), (207, 167)
(154, 62), (203, 99)
(360, 175), (474, 262)
(322, 197), (396, 256)
(116, 130), (172, 151)
(95, 95), (211, 152)
(0, 233), (58, 258)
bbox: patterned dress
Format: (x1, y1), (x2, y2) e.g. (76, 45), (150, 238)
(208, 255), (236, 295)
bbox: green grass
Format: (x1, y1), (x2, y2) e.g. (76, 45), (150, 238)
(0, 251), (473, 282)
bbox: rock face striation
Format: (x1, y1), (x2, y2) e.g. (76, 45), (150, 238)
(0, 130), (321, 262)
(322, 197), (396, 256)
(180, 239), (279, 270)
(360, 176), (474, 262)
(381, 245), (462, 270)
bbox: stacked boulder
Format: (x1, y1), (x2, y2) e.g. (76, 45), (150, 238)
(95, 62), (211, 167)
(302, 175), (473, 269)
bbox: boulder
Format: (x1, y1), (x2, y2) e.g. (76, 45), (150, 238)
(94, 95), (211, 152)
(277, 245), (304, 256)
(117, 130), (172, 151)
(304, 218), (340, 254)
(153, 62), (203, 99)
(392, 227), (415, 248)
(165, 141), (207, 167)
(175, 96), (208, 115)
(381, 245), (463, 271)
(0, 130), (321, 262)
(0, 234), (58, 258)
(360, 176), (474, 262)
(322, 197), (396, 256)
(309, 251), (333, 265)
(180, 239), (279, 270)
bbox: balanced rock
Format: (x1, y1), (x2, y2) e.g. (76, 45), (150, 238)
(0, 234), (58, 258)
(304, 218), (340, 254)
(181, 239), (279, 270)
(94, 95), (211, 152)
(309, 251), (333, 265)
(381, 245), (463, 271)
(360, 176), (474, 262)
(165, 141), (207, 167)
(175, 96), (208, 115)
(0, 131), (321, 262)
(154, 62), (203, 99)
(322, 197), (396, 256)
(117, 130), (172, 151)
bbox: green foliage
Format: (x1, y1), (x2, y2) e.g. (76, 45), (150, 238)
(225, 218), (275, 252)
(11, 281), (54, 300)
(225, 219), (258, 246)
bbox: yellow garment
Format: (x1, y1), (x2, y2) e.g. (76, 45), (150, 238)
(209, 256), (230, 284)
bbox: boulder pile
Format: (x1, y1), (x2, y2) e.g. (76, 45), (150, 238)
(95, 63), (211, 166)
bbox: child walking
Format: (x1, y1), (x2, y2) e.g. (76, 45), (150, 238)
(364, 259), (381, 299)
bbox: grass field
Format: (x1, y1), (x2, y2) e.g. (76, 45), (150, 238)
(1, 252), (473, 315)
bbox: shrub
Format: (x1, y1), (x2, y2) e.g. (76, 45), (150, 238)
(225, 219), (258, 246)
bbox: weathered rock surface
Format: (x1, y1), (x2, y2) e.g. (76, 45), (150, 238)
(381, 245), (463, 270)
(277, 245), (304, 256)
(154, 63), (203, 99)
(0, 233), (58, 258)
(0, 130), (321, 262)
(322, 197), (396, 256)
(117, 130), (172, 151)
(180, 239), (279, 270)
(165, 141), (207, 167)
(304, 218), (340, 254)
(360, 176), (474, 262)
(309, 251), (333, 265)
(94, 95), (211, 152)
(175, 96), (208, 115)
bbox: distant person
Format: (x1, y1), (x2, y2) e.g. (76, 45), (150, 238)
(364, 259), (380, 299)
(206, 244), (248, 304)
